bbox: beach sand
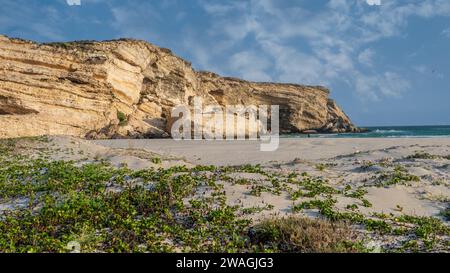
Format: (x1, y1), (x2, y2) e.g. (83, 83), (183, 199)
(2, 136), (449, 251)
(89, 138), (449, 218)
(93, 137), (450, 166)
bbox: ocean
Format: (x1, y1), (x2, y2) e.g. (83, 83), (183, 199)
(285, 125), (450, 138)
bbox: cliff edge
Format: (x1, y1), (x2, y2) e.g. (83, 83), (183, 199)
(0, 35), (359, 139)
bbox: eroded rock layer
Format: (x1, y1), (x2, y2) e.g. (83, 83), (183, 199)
(0, 35), (359, 139)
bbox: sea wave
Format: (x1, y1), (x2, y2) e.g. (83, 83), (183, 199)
(373, 129), (405, 134)
(386, 135), (450, 138)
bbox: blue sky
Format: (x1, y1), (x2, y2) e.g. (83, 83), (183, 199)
(1, 0), (449, 126)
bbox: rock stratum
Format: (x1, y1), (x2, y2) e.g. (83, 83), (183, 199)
(0, 35), (359, 139)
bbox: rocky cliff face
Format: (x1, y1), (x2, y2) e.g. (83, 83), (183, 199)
(0, 35), (359, 139)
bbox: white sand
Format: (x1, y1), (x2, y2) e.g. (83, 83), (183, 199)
(17, 136), (448, 221)
(92, 138), (450, 166)
(91, 137), (449, 220)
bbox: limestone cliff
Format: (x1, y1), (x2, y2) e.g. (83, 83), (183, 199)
(0, 35), (359, 139)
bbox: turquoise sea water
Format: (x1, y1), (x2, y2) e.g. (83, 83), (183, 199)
(286, 125), (450, 138)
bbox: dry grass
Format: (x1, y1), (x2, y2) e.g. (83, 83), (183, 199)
(249, 216), (358, 253)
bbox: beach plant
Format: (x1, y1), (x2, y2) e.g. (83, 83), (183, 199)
(407, 152), (438, 160)
(241, 204), (274, 215)
(151, 157), (162, 164)
(117, 111), (128, 126)
(315, 164), (327, 171)
(376, 165), (420, 187)
(232, 164), (266, 175)
(1, 137), (447, 253)
(367, 212), (450, 252)
(396, 215), (450, 239)
(290, 176), (338, 200)
(292, 198), (391, 234)
(234, 178), (252, 185)
(0, 140), (354, 253)
(249, 185), (271, 197)
(395, 215), (450, 251)
(346, 204), (358, 211)
(344, 187), (368, 199)
(361, 199), (372, 208)
(0, 153), (367, 253)
(0, 161), (255, 253)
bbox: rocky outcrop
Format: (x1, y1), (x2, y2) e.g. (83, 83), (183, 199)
(0, 35), (359, 139)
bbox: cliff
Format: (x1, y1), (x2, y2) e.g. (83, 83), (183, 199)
(0, 35), (359, 139)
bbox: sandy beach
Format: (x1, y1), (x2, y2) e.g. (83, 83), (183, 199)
(1, 136), (449, 252)
(93, 137), (450, 165)
(89, 137), (449, 216)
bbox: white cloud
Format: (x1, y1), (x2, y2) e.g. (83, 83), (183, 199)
(359, 0), (450, 42)
(190, 0), (450, 101)
(1, 0), (447, 107)
(82, 0), (448, 101)
(358, 48), (375, 67)
(354, 71), (410, 101)
(380, 72), (411, 97)
(228, 51), (272, 82)
(366, 0), (381, 6)
(258, 39), (326, 85)
(66, 0), (81, 6)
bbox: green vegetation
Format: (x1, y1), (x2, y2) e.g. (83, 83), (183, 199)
(45, 42), (74, 49)
(0, 140), (247, 252)
(360, 199), (372, 208)
(44, 41), (94, 51)
(291, 199), (387, 232)
(234, 178), (252, 185)
(249, 185), (272, 197)
(290, 176), (338, 200)
(241, 204), (274, 215)
(291, 194), (450, 247)
(376, 165), (420, 187)
(117, 111), (128, 126)
(315, 164), (326, 171)
(407, 152), (438, 160)
(1, 138), (447, 253)
(344, 187), (367, 199)
(346, 204), (358, 211)
(0, 151), (365, 253)
(0, 158), (252, 252)
(0, 139), (361, 253)
(314, 162), (337, 172)
(395, 215), (450, 251)
(396, 215), (449, 239)
(407, 152), (450, 160)
(151, 157), (162, 164)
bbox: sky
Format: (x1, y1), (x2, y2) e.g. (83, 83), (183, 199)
(0, 0), (449, 126)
